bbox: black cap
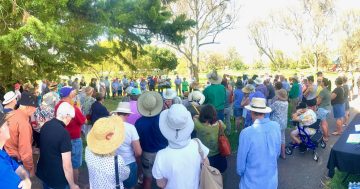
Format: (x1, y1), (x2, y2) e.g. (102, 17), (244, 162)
(296, 102), (307, 110)
(18, 91), (38, 107)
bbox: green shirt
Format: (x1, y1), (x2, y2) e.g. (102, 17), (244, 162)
(203, 84), (226, 110)
(182, 81), (189, 91)
(289, 82), (300, 99)
(319, 88), (331, 110)
(194, 119), (226, 157)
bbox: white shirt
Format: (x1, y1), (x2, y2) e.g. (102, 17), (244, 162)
(116, 122), (140, 165)
(152, 139), (209, 189)
(85, 148), (130, 189)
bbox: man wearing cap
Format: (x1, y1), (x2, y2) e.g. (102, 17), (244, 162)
(3, 91), (18, 113)
(5, 91), (37, 176)
(0, 112), (32, 189)
(203, 70), (227, 121)
(135, 91), (168, 189)
(55, 87), (86, 184)
(37, 102), (80, 189)
(237, 98), (281, 189)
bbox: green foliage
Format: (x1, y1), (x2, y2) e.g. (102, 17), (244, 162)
(0, 0), (193, 86)
(253, 60), (265, 69)
(340, 29), (360, 70)
(145, 46), (178, 71)
(226, 47), (248, 71)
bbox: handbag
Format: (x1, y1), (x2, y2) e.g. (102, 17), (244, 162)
(114, 156), (121, 189)
(194, 139), (223, 189)
(218, 121), (231, 157)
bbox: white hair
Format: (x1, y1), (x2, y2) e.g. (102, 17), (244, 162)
(56, 102), (75, 120)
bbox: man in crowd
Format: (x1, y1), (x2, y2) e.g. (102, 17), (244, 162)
(237, 98), (281, 189)
(5, 91), (38, 176)
(2, 91), (17, 113)
(174, 75), (182, 96)
(55, 87), (86, 185)
(104, 76), (111, 99)
(288, 76), (300, 114)
(36, 102), (80, 189)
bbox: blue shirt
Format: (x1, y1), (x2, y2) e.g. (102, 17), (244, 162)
(0, 148), (21, 188)
(233, 89), (244, 109)
(90, 101), (109, 124)
(237, 118), (281, 189)
(282, 81), (290, 92)
(135, 115), (168, 153)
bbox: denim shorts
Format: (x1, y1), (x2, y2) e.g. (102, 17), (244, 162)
(233, 107), (243, 117)
(123, 162), (138, 188)
(333, 103), (345, 119)
(71, 138), (83, 169)
(316, 108), (330, 121)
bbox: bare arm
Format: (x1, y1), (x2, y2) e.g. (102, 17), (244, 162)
(316, 96), (322, 106)
(331, 93), (337, 100)
(62, 152), (79, 189)
(131, 140), (142, 158)
(15, 166), (31, 189)
(156, 178), (168, 189)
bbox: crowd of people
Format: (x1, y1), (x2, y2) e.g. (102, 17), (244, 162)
(0, 70), (359, 189)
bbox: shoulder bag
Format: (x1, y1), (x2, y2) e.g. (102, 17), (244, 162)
(114, 156), (121, 189)
(194, 139), (223, 189)
(218, 121), (231, 157)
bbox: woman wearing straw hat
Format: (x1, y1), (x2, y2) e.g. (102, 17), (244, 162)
(112, 102), (142, 189)
(194, 104), (227, 173)
(269, 89), (288, 159)
(203, 70), (227, 121)
(152, 104), (210, 189)
(85, 116), (130, 189)
(135, 91), (168, 189)
(241, 84), (255, 128)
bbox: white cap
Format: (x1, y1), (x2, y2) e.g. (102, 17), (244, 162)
(56, 102), (75, 118)
(3, 91), (17, 105)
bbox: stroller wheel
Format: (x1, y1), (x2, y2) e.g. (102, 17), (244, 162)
(320, 140), (326, 148)
(285, 146), (293, 155)
(313, 152), (319, 161)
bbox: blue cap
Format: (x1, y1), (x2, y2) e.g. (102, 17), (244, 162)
(131, 88), (141, 96)
(60, 86), (74, 98)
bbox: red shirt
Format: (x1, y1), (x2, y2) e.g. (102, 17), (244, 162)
(55, 100), (86, 139)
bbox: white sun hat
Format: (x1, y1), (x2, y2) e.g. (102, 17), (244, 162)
(111, 102), (133, 114)
(3, 91), (17, 105)
(245, 97), (272, 114)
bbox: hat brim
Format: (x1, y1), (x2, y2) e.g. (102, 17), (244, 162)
(87, 116), (125, 154)
(163, 93), (177, 100)
(137, 91), (163, 117)
(207, 73), (222, 84)
(111, 108), (133, 114)
(245, 105), (272, 114)
(188, 92), (205, 105)
(159, 109), (194, 143)
(2, 94), (17, 105)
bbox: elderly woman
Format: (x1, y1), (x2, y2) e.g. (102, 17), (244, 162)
(331, 77), (345, 136)
(194, 104), (227, 173)
(316, 78), (331, 141)
(80, 86), (96, 136)
(85, 116), (130, 189)
(162, 88), (177, 109)
(270, 89), (288, 159)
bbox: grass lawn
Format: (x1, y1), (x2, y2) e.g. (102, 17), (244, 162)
(325, 170), (360, 189)
(103, 97), (122, 111)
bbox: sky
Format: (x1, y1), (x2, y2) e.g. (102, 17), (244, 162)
(202, 0), (360, 63)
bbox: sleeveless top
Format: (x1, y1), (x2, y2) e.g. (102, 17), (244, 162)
(306, 84), (317, 100)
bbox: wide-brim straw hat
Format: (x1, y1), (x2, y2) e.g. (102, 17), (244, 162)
(3, 91), (17, 105)
(111, 102), (133, 114)
(207, 70), (222, 84)
(242, 84), (255, 94)
(159, 104), (194, 147)
(245, 97), (272, 113)
(137, 91), (163, 117)
(275, 89), (288, 101)
(188, 91), (205, 105)
(87, 116), (125, 155)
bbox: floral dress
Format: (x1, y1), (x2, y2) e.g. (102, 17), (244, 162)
(270, 100), (288, 130)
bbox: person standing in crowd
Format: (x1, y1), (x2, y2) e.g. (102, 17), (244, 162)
(89, 78), (98, 93)
(80, 77), (86, 88)
(237, 98), (281, 189)
(104, 76), (111, 99)
(72, 78), (80, 92)
(90, 93), (109, 124)
(186, 90), (205, 118)
(234, 80), (244, 132)
(331, 77), (345, 136)
(2, 91), (17, 113)
(112, 78), (119, 98)
(135, 92), (167, 189)
(14, 83), (21, 100)
(342, 76), (350, 127)
(288, 76), (300, 114)
(0, 112), (32, 189)
(174, 75), (182, 96)
(55, 87), (86, 185)
(148, 76), (155, 91)
(316, 78), (331, 141)
(99, 77), (106, 97)
(163, 88), (177, 110)
(85, 116), (130, 189)
(264, 78), (275, 104)
(270, 89), (288, 159)
(223, 84), (233, 135)
(203, 70), (226, 121)
(5, 91), (37, 176)
(152, 104), (210, 189)
(80, 87), (96, 136)
(280, 75), (290, 92)
(303, 76), (317, 109)
(140, 78), (147, 92)
(229, 76), (236, 89)
(126, 88), (142, 125)
(113, 102), (142, 189)
(36, 102), (79, 189)
(254, 77), (269, 98)
(194, 104), (227, 173)
(181, 77), (189, 95)
(241, 84), (256, 128)
(122, 75), (129, 96)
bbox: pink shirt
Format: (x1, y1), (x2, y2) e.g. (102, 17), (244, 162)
(127, 101), (141, 125)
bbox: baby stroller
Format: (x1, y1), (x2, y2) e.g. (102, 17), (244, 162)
(285, 119), (327, 161)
